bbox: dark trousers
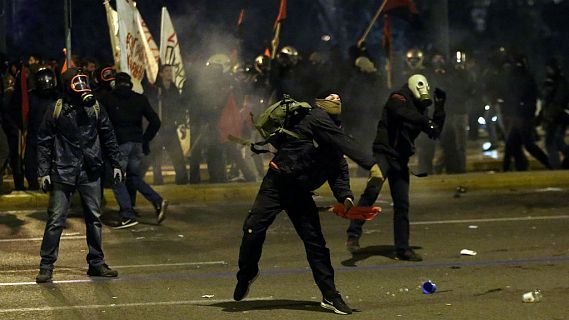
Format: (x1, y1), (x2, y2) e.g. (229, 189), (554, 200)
(347, 153), (411, 251)
(503, 119), (550, 171)
(436, 114), (468, 174)
(24, 135), (40, 190)
(144, 130), (188, 185)
(544, 122), (569, 169)
(237, 170), (337, 297)
(2, 125), (25, 190)
(189, 129), (226, 183)
(39, 173), (105, 270)
(113, 142), (163, 219)
(0, 128), (9, 192)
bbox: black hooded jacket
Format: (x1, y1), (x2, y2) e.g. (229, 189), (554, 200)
(373, 86), (445, 159)
(37, 97), (122, 185)
(270, 107), (375, 202)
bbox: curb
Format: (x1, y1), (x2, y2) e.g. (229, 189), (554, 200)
(1, 170), (568, 211)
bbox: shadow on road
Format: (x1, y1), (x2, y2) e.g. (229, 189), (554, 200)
(205, 299), (325, 313)
(0, 213), (26, 235)
(341, 245), (422, 267)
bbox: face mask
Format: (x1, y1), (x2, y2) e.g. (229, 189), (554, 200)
(315, 98), (342, 115)
(71, 74), (94, 105)
(407, 74), (432, 107)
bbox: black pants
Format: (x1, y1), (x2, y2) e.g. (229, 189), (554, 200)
(237, 169), (337, 298)
(503, 118), (550, 171)
(143, 130), (188, 185)
(2, 125), (25, 190)
(24, 134), (40, 190)
(347, 153), (411, 251)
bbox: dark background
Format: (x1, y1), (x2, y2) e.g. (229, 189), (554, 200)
(4, 0), (569, 72)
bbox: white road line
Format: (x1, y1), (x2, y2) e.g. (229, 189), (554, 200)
(113, 261), (227, 268)
(0, 296), (274, 313)
(0, 261), (227, 278)
(0, 236), (86, 243)
(411, 215), (569, 225)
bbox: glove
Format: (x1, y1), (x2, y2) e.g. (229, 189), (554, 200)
(40, 175), (51, 193)
(142, 140), (151, 155)
(344, 197), (354, 213)
(367, 164), (384, 188)
(113, 168), (125, 184)
(425, 120), (441, 139)
(434, 88), (446, 110)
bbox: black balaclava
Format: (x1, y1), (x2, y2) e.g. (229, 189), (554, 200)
(113, 72), (133, 96)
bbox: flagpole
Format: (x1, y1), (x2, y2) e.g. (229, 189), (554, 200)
(357, 0), (389, 48)
(64, 0), (72, 66)
(271, 22), (281, 60)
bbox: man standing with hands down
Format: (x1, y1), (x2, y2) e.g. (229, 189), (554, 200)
(35, 67), (124, 283)
(346, 74), (446, 262)
(233, 93), (383, 315)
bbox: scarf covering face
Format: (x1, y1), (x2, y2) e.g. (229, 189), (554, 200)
(315, 98), (342, 115)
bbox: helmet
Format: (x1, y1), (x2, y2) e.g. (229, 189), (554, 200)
(277, 46), (299, 67)
(62, 67), (95, 105)
(430, 54), (447, 73)
(34, 67), (57, 94)
(405, 48), (424, 70)
(206, 54), (231, 73)
(254, 55), (271, 73)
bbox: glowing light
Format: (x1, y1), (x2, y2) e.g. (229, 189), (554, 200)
(321, 35), (331, 42)
(491, 116), (498, 122)
(478, 117), (486, 125)
(482, 142), (492, 150)
(484, 105), (491, 111)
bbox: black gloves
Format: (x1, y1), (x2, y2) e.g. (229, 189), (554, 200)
(142, 140), (151, 155)
(425, 119), (441, 139)
(434, 88), (446, 110)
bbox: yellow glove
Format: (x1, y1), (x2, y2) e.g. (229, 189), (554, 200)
(367, 164), (384, 187)
(344, 197), (354, 213)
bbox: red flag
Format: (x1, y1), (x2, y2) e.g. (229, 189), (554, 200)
(60, 48), (76, 74)
(264, 48), (271, 57)
(382, 0), (419, 21)
(20, 65), (29, 127)
(217, 91), (244, 143)
(273, 0), (286, 29)
(237, 8), (246, 28)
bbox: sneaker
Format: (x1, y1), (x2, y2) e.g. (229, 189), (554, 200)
(321, 294), (352, 315)
(155, 200), (168, 224)
(35, 269), (53, 283)
(113, 218), (138, 229)
(346, 238), (360, 253)
(233, 271), (259, 301)
(395, 249), (423, 261)
(87, 264), (118, 277)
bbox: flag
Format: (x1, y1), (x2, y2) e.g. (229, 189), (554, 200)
(116, 0), (146, 93)
(104, 0), (121, 69)
(383, 15), (393, 89)
(273, 0), (287, 29)
(382, 0), (419, 23)
(20, 65), (29, 127)
(60, 48), (75, 74)
(136, 10), (160, 84)
(160, 6), (186, 92)
(217, 91), (244, 144)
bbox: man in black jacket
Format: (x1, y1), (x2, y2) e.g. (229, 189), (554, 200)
(346, 74), (446, 262)
(233, 93), (382, 315)
(35, 67), (124, 283)
(101, 73), (167, 228)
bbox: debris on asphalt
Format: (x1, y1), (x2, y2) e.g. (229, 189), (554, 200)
(178, 234), (184, 238)
(422, 280), (437, 294)
(460, 249), (477, 256)
(522, 290), (543, 303)
(135, 237), (145, 240)
(445, 303), (452, 306)
(535, 187), (563, 192)
(201, 294), (215, 299)
(468, 225), (479, 229)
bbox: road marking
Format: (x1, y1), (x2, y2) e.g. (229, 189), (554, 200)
(0, 261), (227, 277)
(411, 215), (569, 225)
(0, 296), (274, 313)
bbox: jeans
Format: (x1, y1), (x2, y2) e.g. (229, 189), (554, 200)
(347, 153), (411, 251)
(237, 170), (338, 298)
(112, 142), (163, 219)
(39, 172), (105, 270)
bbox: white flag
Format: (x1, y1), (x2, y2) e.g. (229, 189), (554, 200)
(103, 0), (120, 69)
(136, 10), (160, 84)
(160, 6), (186, 92)
(116, 0), (145, 93)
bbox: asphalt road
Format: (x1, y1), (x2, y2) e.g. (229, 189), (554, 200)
(0, 184), (568, 320)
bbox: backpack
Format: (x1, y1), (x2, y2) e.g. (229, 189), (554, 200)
(251, 94), (312, 152)
(52, 99), (100, 120)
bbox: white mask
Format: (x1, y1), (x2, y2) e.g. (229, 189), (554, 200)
(407, 74), (432, 106)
